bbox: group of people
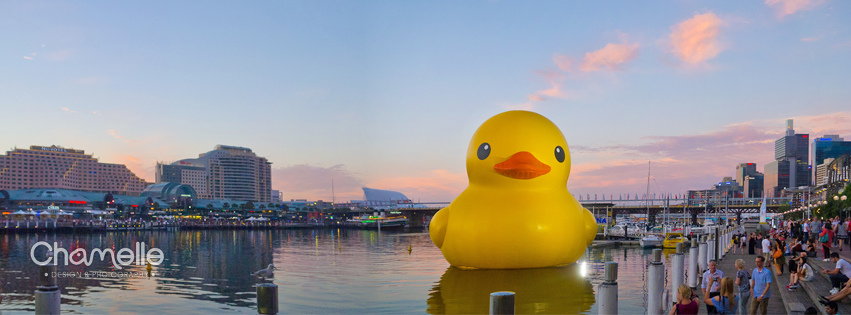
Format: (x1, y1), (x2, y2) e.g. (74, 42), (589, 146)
(669, 256), (775, 315)
(669, 219), (851, 315)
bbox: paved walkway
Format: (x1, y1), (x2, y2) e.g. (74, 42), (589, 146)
(692, 249), (787, 315)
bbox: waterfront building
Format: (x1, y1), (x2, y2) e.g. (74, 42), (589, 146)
(735, 163), (764, 198)
(156, 162), (209, 198)
(812, 135), (851, 184)
(271, 190), (282, 203)
(816, 158), (834, 187)
(0, 145), (148, 196)
(825, 154), (851, 187)
(687, 177), (744, 205)
(765, 120), (811, 197)
(155, 145), (272, 202)
(140, 182), (197, 207)
(0, 188), (170, 211)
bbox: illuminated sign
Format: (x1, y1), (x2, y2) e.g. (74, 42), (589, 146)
(31, 146), (84, 154)
(68, 200), (87, 204)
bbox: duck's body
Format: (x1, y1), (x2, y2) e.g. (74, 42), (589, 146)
(429, 110), (596, 269)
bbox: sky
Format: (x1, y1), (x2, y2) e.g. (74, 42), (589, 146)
(1, 0), (850, 202)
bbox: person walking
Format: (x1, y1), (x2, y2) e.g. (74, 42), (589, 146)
(734, 259), (750, 315)
(702, 260), (724, 314)
(748, 233), (756, 255)
(750, 256), (772, 315)
(761, 235), (772, 264)
(703, 277), (738, 315)
(732, 233), (740, 254)
(821, 223), (834, 261)
(803, 219), (810, 243)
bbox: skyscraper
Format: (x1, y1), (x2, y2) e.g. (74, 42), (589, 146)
(155, 145), (272, 202)
(735, 163), (763, 198)
(812, 135), (851, 185)
(765, 119), (811, 197)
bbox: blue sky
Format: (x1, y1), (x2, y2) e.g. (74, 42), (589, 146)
(2, 0), (850, 201)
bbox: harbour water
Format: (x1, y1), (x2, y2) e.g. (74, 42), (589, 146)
(1, 229), (679, 314)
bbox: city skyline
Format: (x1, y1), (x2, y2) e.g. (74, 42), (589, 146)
(2, 1), (850, 201)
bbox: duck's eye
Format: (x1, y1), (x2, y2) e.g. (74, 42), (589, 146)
(554, 146), (565, 163)
(477, 143), (491, 160)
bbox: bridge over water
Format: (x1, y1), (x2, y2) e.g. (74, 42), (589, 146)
(384, 197), (797, 227)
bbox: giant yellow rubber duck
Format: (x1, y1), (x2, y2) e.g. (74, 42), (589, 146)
(429, 110), (597, 269)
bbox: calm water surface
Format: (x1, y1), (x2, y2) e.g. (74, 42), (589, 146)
(0, 229), (682, 314)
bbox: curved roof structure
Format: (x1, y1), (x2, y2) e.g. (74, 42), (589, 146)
(362, 187), (410, 202)
(141, 182), (197, 200)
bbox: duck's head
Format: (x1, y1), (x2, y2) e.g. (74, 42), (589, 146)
(466, 110), (570, 189)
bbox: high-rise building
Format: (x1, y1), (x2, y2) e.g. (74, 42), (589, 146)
(816, 158), (834, 187)
(156, 162), (209, 198)
(271, 190), (282, 203)
(155, 145), (272, 202)
(812, 135), (851, 185)
(765, 119), (811, 197)
(735, 163), (764, 198)
(0, 145), (148, 195)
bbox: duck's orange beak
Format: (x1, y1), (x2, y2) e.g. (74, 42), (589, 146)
(493, 151), (551, 179)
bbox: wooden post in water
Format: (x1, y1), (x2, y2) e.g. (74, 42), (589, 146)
(670, 243), (685, 303)
(256, 283), (278, 314)
(34, 262), (60, 314)
(688, 238), (699, 288)
(698, 236), (708, 271)
(489, 291), (515, 315)
(647, 249), (664, 315)
(599, 262), (618, 315)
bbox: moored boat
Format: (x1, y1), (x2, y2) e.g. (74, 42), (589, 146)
(639, 234), (663, 248)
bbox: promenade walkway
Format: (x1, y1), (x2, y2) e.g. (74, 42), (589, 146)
(692, 249), (787, 315)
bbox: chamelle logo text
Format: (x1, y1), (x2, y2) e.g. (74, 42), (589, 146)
(30, 241), (164, 269)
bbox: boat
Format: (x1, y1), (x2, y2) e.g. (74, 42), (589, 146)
(639, 234), (663, 248)
(344, 215), (407, 229)
(663, 232), (686, 249)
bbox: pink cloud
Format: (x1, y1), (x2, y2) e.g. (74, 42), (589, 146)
(568, 112), (851, 197)
(580, 42), (639, 72)
(113, 155), (153, 182)
(669, 13), (724, 65)
(553, 54), (573, 72)
(366, 169), (466, 202)
(765, 0), (824, 18)
(510, 71), (566, 110)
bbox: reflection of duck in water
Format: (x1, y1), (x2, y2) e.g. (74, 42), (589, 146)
(427, 265), (594, 314)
